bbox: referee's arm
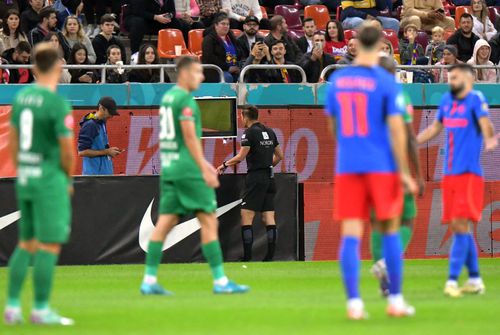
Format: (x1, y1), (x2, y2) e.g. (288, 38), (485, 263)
(216, 147), (250, 174)
(272, 145), (284, 167)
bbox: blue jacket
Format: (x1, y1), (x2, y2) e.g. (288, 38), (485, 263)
(78, 113), (113, 175)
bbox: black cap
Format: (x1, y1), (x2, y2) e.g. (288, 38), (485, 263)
(244, 16), (259, 24)
(98, 96), (119, 115)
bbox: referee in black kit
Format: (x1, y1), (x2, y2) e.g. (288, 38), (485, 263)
(217, 105), (284, 261)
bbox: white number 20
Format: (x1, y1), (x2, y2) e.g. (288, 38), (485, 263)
(159, 106), (176, 140)
(19, 108), (34, 151)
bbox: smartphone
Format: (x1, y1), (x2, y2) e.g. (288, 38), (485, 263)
(191, 16), (200, 22)
(437, 8), (445, 13)
(163, 13), (173, 19)
(86, 71), (93, 77)
(314, 42), (322, 50)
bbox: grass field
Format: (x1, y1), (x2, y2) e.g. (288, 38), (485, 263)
(0, 259), (499, 335)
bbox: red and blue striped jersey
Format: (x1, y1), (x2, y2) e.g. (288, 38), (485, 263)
(437, 90), (489, 176)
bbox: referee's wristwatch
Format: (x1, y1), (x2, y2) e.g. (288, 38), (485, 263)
(222, 161), (228, 170)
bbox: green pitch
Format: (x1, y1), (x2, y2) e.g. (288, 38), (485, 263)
(1, 259), (499, 335)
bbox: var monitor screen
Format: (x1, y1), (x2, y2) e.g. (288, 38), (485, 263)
(196, 97), (237, 138)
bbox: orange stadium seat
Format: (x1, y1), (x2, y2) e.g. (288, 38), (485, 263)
(304, 5), (331, 30)
(444, 29), (455, 40)
(158, 29), (191, 59)
(188, 29), (204, 57)
(382, 29), (399, 54)
(344, 29), (357, 41)
(259, 29), (270, 36)
(231, 29), (243, 37)
(260, 6), (268, 19)
(455, 6), (472, 28)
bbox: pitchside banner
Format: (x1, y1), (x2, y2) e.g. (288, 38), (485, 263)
(0, 174), (299, 265)
(0, 106), (499, 260)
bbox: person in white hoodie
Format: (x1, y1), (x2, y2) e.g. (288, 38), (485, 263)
(221, 0), (270, 29)
(467, 39), (497, 83)
(470, 0), (497, 41)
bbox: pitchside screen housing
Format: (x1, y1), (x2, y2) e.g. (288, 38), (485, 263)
(196, 97), (237, 138)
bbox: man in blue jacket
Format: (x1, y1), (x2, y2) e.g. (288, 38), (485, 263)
(78, 97), (121, 175)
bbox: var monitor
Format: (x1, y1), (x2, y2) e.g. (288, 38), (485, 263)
(196, 97), (237, 139)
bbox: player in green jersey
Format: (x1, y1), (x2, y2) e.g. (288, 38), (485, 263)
(140, 56), (249, 295)
(370, 55), (425, 296)
(5, 43), (75, 326)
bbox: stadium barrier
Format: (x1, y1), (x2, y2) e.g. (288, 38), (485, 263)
(0, 174), (299, 266)
(239, 64), (308, 83)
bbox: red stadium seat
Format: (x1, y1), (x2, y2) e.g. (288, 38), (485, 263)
(489, 6), (500, 25)
(288, 29), (304, 39)
(274, 5), (302, 30)
(416, 31), (429, 50)
(259, 29), (270, 37)
(292, 0), (303, 10)
(344, 29), (357, 41)
(336, 6), (342, 21)
(158, 29), (191, 59)
(231, 29), (243, 37)
(304, 5), (330, 30)
(444, 29), (455, 40)
(382, 29), (399, 54)
(455, 6), (472, 28)
(260, 6), (268, 19)
(188, 29), (204, 57)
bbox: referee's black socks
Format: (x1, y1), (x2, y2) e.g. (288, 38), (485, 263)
(263, 225), (277, 262)
(241, 226), (253, 262)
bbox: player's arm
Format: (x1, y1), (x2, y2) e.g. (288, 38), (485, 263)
(8, 126), (19, 167)
(273, 145), (284, 167)
(388, 115), (417, 194)
(478, 116), (498, 151)
(416, 120), (443, 144)
(406, 123), (425, 196)
(59, 136), (75, 177)
(180, 119), (219, 188)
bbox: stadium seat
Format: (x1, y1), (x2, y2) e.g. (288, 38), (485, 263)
(455, 6), (472, 28)
(157, 29), (191, 59)
(188, 29), (204, 57)
(304, 5), (330, 30)
(288, 29), (304, 39)
(120, 4), (128, 35)
(444, 29), (455, 40)
(274, 5), (302, 30)
(231, 29), (243, 37)
(416, 31), (429, 50)
(259, 29), (270, 36)
(291, 0), (304, 10)
(442, 0), (454, 15)
(261, 6), (268, 19)
(382, 29), (399, 54)
(394, 54), (401, 64)
(344, 29), (357, 41)
(489, 6), (500, 25)
(336, 6), (342, 21)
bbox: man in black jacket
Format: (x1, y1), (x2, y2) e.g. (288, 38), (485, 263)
(92, 14), (127, 64)
(263, 15), (302, 63)
(446, 13), (480, 63)
(2, 41), (33, 83)
(490, 32), (500, 65)
(296, 18), (316, 54)
(265, 40), (302, 83)
(299, 31), (336, 83)
(20, 0), (43, 34)
(28, 7), (71, 59)
(125, 0), (190, 54)
(237, 16), (264, 61)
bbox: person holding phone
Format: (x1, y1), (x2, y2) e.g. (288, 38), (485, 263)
(237, 15), (265, 61)
(401, 0), (455, 32)
(174, 0), (205, 30)
(77, 97), (122, 175)
(299, 31), (336, 83)
(242, 39), (271, 82)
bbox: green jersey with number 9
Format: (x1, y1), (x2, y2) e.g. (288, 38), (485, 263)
(10, 85), (73, 198)
(160, 86), (202, 181)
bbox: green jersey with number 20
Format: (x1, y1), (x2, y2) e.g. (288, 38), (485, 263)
(10, 85), (73, 198)
(160, 86), (203, 181)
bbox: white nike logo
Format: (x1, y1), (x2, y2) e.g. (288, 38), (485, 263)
(139, 199), (242, 252)
(0, 211), (21, 231)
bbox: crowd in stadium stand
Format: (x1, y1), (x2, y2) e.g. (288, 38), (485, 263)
(0, 0), (499, 84)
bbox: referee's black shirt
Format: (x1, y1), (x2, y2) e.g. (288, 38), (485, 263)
(241, 122), (279, 172)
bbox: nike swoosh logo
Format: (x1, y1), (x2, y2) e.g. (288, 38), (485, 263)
(0, 211), (21, 231)
(139, 199), (242, 252)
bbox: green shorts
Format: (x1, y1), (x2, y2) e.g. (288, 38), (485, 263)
(17, 192), (71, 244)
(160, 178), (217, 216)
(402, 193), (417, 221)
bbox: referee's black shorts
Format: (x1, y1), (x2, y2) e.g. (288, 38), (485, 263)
(241, 169), (276, 212)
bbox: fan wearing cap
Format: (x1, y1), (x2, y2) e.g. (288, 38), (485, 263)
(237, 16), (266, 61)
(77, 96), (121, 175)
(221, 0), (269, 30)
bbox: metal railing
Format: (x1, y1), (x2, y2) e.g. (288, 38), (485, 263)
(0, 64), (226, 83)
(239, 64), (308, 83)
(319, 64), (500, 82)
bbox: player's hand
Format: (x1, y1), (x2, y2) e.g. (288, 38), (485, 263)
(401, 173), (418, 195)
(203, 164), (220, 188)
(484, 135), (498, 152)
(417, 177), (425, 197)
(106, 147), (122, 158)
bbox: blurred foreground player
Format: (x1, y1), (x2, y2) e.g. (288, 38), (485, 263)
(5, 43), (75, 326)
(140, 56), (249, 295)
(371, 56), (425, 297)
(216, 106), (283, 261)
(325, 24), (417, 320)
(417, 63), (498, 298)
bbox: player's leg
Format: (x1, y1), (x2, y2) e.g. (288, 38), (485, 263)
(241, 209), (256, 261)
(197, 211), (249, 294)
(262, 211), (277, 261)
(445, 218), (469, 297)
(4, 200), (35, 325)
(140, 214), (178, 296)
(370, 220), (389, 297)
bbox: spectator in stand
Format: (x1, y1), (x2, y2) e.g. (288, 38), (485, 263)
(2, 41), (33, 83)
(337, 36), (358, 64)
(467, 39), (497, 82)
(260, 0), (295, 10)
(400, 23), (425, 64)
(61, 1), (84, 16)
(296, 18), (316, 54)
(69, 43), (98, 83)
(92, 14), (126, 64)
(264, 15), (302, 63)
(174, 0), (205, 32)
(0, 10), (28, 51)
(29, 7), (71, 60)
(62, 15), (96, 63)
(425, 26), (446, 64)
(380, 38), (395, 56)
(43, 32), (71, 82)
(83, 0), (121, 38)
(105, 45), (128, 83)
(471, 0), (497, 41)
(433, 45), (461, 82)
(20, 0), (43, 34)
(265, 40), (302, 83)
(125, 0), (190, 55)
(447, 13), (480, 62)
(323, 20), (347, 59)
(299, 31), (336, 83)
(401, 0), (455, 32)
(242, 39), (272, 82)
(0, 0), (19, 20)
(221, 0), (269, 29)
(322, 0), (342, 12)
(490, 31), (500, 63)
(201, 13), (242, 82)
(237, 15), (264, 61)
(129, 44), (163, 83)
(340, 0), (400, 32)
(198, 0), (221, 27)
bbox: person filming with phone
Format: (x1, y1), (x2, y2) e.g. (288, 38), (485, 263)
(299, 31), (336, 83)
(78, 97), (122, 175)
